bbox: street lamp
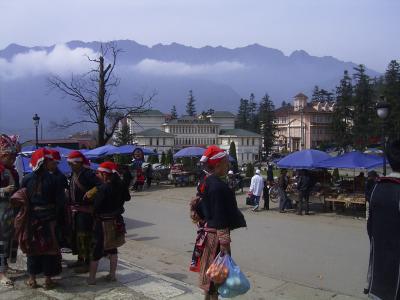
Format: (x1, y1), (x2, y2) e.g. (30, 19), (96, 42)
(376, 98), (390, 176)
(33, 113), (40, 149)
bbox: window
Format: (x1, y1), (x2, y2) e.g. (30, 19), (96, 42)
(162, 138), (166, 145)
(150, 138), (153, 146)
(252, 139), (255, 146)
(247, 138), (249, 146)
(156, 138), (159, 146)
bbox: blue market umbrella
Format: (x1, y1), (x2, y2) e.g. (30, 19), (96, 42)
(277, 149), (331, 169)
(106, 145), (155, 156)
(315, 151), (383, 169)
(174, 147), (205, 158)
(84, 145), (117, 159)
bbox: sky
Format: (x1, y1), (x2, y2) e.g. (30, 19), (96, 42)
(0, 0), (399, 72)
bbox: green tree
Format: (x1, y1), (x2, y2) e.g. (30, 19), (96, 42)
(170, 105), (178, 119)
(331, 70), (353, 148)
(281, 100), (287, 107)
(382, 60), (400, 139)
(352, 65), (377, 149)
(248, 93), (259, 132)
(166, 149), (174, 165)
(229, 141), (239, 173)
(160, 151), (166, 165)
(114, 122), (133, 146)
(186, 90), (196, 116)
(312, 85), (334, 102)
(235, 98), (250, 129)
(245, 163), (254, 178)
(258, 93), (276, 157)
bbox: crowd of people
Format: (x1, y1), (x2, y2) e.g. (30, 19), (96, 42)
(0, 134), (130, 288)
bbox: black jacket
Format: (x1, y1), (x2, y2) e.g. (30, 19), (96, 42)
(367, 177), (400, 299)
(197, 175), (246, 230)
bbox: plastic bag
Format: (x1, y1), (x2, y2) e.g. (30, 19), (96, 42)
(206, 252), (229, 284)
(218, 255), (250, 298)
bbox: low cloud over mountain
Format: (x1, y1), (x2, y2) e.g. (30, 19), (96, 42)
(0, 40), (379, 139)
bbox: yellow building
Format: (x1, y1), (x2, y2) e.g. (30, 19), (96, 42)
(274, 93), (335, 152)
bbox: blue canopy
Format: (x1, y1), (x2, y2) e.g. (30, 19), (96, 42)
(174, 147), (205, 158)
(277, 149), (331, 169)
(315, 151), (384, 169)
(106, 145), (155, 156)
(84, 145), (117, 158)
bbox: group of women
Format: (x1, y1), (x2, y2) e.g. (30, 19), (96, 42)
(0, 133), (129, 288)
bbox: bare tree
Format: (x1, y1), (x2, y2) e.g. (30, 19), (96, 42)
(48, 42), (155, 146)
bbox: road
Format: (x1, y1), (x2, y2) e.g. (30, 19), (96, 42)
(120, 185), (369, 299)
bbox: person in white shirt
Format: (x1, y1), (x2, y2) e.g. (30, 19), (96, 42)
(249, 169), (264, 211)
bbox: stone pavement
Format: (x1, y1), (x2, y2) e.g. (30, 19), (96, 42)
(0, 250), (366, 300)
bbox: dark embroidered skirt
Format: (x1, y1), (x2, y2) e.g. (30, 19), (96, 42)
(27, 254), (61, 277)
(199, 232), (219, 294)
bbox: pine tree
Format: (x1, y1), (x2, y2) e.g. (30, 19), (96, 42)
(114, 121), (132, 146)
(312, 86), (320, 101)
(248, 93), (259, 132)
(383, 60), (400, 139)
(352, 65), (376, 149)
(331, 70), (353, 149)
(166, 149), (174, 165)
(228, 141), (239, 173)
(160, 151), (166, 165)
(170, 105), (178, 119)
(281, 100), (287, 107)
(258, 93), (276, 156)
(235, 98), (250, 130)
(186, 90), (196, 116)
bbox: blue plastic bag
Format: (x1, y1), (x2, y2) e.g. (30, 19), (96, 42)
(218, 254), (250, 298)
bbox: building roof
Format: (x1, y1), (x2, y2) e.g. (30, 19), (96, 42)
(295, 92), (308, 99)
(219, 129), (261, 137)
(274, 102), (333, 117)
(136, 128), (174, 137)
(132, 109), (165, 117)
(211, 111), (236, 118)
(166, 117), (214, 125)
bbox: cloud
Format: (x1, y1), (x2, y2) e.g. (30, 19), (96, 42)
(133, 59), (246, 76)
(0, 44), (99, 79)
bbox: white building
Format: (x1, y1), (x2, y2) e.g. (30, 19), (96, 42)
(134, 128), (175, 154)
(218, 129), (262, 164)
(127, 110), (166, 134)
(118, 110), (261, 165)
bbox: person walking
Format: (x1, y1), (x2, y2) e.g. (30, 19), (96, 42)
(12, 148), (63, 289)
(146, 164), (153, 189)
(278, 169), (292, 213)
(297, 169), (311, 215)
(249, 169), (264, 211)
(87, 162), (129, 285)
(366, 140), (400, 299)
(195, 146), (246, 300)
(0, 134), (19, 287)
(262, 180), (270, 210)
(66, 151), (101, 273)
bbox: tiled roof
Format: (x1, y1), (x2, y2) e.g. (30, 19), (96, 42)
(219, 129), (261, 137)
(136, 128), (174, 137)
(212, 111), (236, 118)
(132, 110), (165, 116)
(295, 92), (308, 99)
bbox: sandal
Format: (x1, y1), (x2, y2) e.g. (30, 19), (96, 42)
(43, 280), (57, 290)
(0, 276), (13, 287)
(86, 279), (96, 286)
(101, 274), (116, 282)
(25, 279), (38, 289)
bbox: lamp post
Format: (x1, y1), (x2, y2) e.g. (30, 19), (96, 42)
(376, 98), (390, 176)
(33, 113), (40, 149)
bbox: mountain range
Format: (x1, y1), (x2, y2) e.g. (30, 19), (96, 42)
(0, 40), (380, 140)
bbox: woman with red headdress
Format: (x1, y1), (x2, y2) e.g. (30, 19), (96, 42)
(196, 145), (246, 300)
(87, 162), (129, 285)
(12, 148), (63, 289)
(0, 134), (19, 287)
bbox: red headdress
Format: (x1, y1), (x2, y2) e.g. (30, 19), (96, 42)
(97, 161), (118, 174)
(30, 148), (52, 172)
(48, 149), (61, 162)
(200, 145), (227, 167)
(0, 134), (19, 154)
(67, 150), (90, 168)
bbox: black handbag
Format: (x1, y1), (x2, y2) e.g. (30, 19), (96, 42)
(246, 195), (254, 206)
